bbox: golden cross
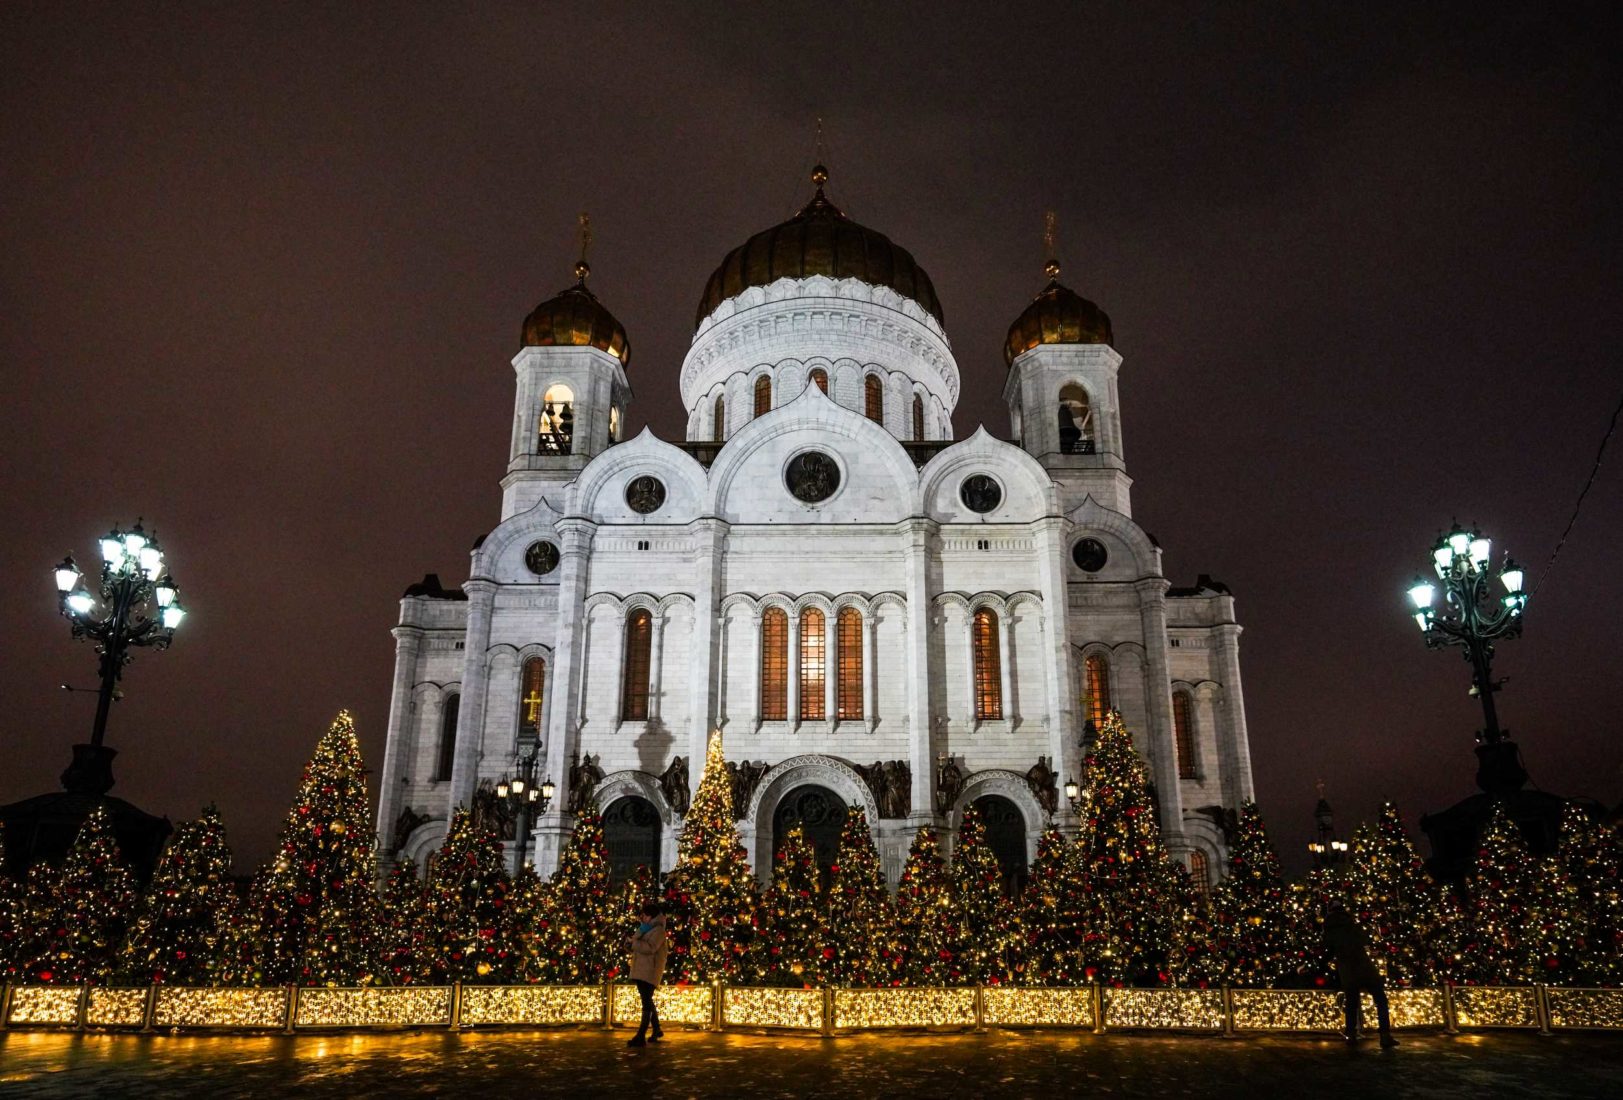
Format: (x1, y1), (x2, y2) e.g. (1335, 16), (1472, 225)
(1043, 210), (1061, 279)
(523, 688), (544, 725)
(815, 115), (824, 163)
(1315, 778), (1326, 800)
(574, 212), (592, 283)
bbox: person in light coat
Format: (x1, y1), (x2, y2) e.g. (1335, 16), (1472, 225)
(627, 900), (668, 1046)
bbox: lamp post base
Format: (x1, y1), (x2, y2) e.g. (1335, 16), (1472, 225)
(60, 743), (118, 795)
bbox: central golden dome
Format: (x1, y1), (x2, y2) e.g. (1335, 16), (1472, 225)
(521, 261), (630, 365)
(695, 166), (943, 330)
(1004, 260), (1113, 365)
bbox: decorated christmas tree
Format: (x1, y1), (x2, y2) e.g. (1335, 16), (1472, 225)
(537, 805), (618, 983)
(611, 864), (658, 983)
(1284, 867), (1342, 988)
(662, 730), (760, 982)
(1345, 803), (1439, 985)
(757, 824), (827, 986)
(1209, 801), (1294, 986)
(18, 806), (138, 983)
(224, 710), (381, 985)
(0, 826), (21, 980)
(120, 804), (235, 984)
(376, 861), (429, 985)
(891, 826), (958, 984)
(824, 807), (891, 986)
(1168, 861), (1226, 988)
(1555, 802), (1623, 985)
(1075, 712), (1182, 986)
(1463, 802), (1538, 984)
(422, 808), (518, 983)
(1427, 884), (1472, 986)
(950, 803), (1017, 984)
(1014, 828), (1085, 985)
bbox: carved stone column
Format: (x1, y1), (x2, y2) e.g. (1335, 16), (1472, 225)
(1034, 516), (1080, 836)
(903, 519), (937, 824)
(1215, 620), (1255, 803)
(1135, 577), (1185, 846)
(448, 580), (496, 812)
(533, 518), (595, 875)
(374, 625), (423, 861)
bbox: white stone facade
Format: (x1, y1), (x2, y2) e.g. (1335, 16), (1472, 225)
(376, 264), (1255, 891)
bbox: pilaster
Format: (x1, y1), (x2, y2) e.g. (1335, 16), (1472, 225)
(447, 582), (497, 812)
(1134, 577), (1185, 846)
(1035, 517), (1081, 836)
(374, 625), (424, 859)
(533, 518), (595, 875)
(904, 518), (938, 824)
(1215, 619), (1255, 804)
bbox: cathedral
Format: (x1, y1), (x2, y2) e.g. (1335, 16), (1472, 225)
(375, 167), (1255, 892)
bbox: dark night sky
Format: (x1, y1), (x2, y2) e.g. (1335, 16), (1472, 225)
(2, 3), (1619, 874)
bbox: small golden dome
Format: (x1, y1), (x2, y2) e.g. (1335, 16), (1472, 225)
(1004, 261), (1113, 365)
(695, 165), (943, 330)
(521, 266), (630, 365)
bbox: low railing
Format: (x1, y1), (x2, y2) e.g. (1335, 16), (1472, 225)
(3, 982), (1618, 1035)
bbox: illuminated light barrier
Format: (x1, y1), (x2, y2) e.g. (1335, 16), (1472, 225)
(1452, 986), (1540, 1029)
(6, 987), (81, 1027)
(981, 986), (1096, 1029)
(1546, 988), (1623, 1031)
(610, 983), (713, 1028)
(832, 988), (977, 1030)
(86, 988), (148, 1028)
(722, 986), (824, 1031)
(1103, 988), (1224, 1031)
(459, 985), (605, 1028)
(152, 987), (290, 1030)
(1229, 989), (1444, 1031)
(295, 987), (452, 1029)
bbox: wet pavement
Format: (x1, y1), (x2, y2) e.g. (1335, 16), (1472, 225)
(1, 1028), (1618, 1098)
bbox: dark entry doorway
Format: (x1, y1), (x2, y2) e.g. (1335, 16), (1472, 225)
(974, 794), (1029, 895)
(602, 796), (660, 884)
(772, 785), (848, 890)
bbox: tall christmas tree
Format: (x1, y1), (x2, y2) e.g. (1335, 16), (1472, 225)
(1075, 712), (1182, 986)
(538, 806), (618, 983)
(1345, 803), (1439, 985)
(0, 826), (21, 980)
(662, 729), (760, 982)
(1427, 884), (1471, 986)
(611, 864), (658, 983)
(226, 710), (381, 985)
(824, 807), (890, 986)
(950, 803), (1017, 984)
(1285, 866), (1342, 988)
(376, 861), (429, 985)
(1168, 861), (1226, 988)
(422, 808), (518, 983)
(891, 826), (958, 985)
(1017, 828), (1089, 985)
(1463, 802), (1538, 984)
(508, 863), (549, 983)
(758, 824), (826, 986)
(1209, 801), (1294, 986)
(1556, 802), (1623, 985)
(120, 804), (235, 984)
(18, 806), (138, 983)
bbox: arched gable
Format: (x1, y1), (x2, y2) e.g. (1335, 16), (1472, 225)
(593, 770), (681, 827)
(1066, 495), (1163, 579)
(918, 426), (1057, 523)
(567, 428), (708, 524)
(471, 495), (566, 584)
(743, 754), (882, 871)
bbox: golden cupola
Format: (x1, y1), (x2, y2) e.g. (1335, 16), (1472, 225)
(1004, 257), (1114, 366)
(521, 259), (631, 365)
(695, 165), (944, 330)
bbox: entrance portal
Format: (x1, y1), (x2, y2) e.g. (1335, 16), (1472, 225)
(602, 796), (661, 884)
(974, 794), (1030, 895)
(772, 785), (848, 890)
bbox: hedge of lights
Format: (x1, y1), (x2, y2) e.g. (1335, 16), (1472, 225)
(5, 983), (1620, 1035)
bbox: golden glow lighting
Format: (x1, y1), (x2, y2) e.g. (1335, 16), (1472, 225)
(1545, 988), (1623, 1031)
(151, 987), (290, 1029)
(85, 988), (148, 1028)
(722, 987), (823, 1031)
(832, 988), (976, 1030)
(294, 987), (451, 1028)
(6, 987), (80, 1027)
(459, 985), (605, 1027)
(1452, 986), (1540, 1029)
(1103, 988), (1224, 1030)
(981, 987), (1095, 1028)
(610, 983), (713, 1027)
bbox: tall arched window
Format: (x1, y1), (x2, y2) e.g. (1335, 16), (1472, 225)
(1173, 690), (1197, 779)
(1083, 653), (1111, 730)
(753, 376), (772, 417)
(836, 607), (863, 720)
(911, 394), (925, 440)
(1058, 383), (1094, 454)
(540, 383), (575, 455)
(621, 609), (653, 721)
(973, 608), (1002, 720)
(518, 657), (546, 741)
(712, 395), (726, 443)
(799, 608), (826, 721)
(434, 693), (459, 781)
(809, 368), (828, 394)
(864, 374), (883, 423)
(760, 607), (788, 721)
(1188, 849), (1211, 902)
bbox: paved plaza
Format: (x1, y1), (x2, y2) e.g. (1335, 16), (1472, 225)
(1, 1028), (1619, 1099)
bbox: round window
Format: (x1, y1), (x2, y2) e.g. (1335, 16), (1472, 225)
(960, 474), (1002, 514)
(524, 540), (560, 576)
(1072, 537), (1109, 573)
(785, 450), (841, 503)
(625, 475), (666, 515)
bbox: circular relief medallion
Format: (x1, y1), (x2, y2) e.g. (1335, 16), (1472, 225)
(524, 540), (560, 576)
(1072, 537), (1109, 573)
(959, 474), (1002, 514)
(625, 475), (666, 515)
(785, 450), (841, 503)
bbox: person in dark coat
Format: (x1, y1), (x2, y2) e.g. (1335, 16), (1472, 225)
(626, 900), (668, 1047)
(1323, 902), (1397, 1047)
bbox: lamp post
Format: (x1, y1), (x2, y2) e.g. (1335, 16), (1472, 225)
(1064, 777), (1083, 814)
(53, 520), (186, 793)
(494, 743), (554, 872)
(1406, 522), (1529, 792)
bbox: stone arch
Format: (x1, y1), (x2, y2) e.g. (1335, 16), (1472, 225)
(593, 769), (679, 827)
(567, 427), (708, 522)
(469, 495), (565, 583)
(1066, 495), (1163, 578)
(1177, 813), (1227, 890)
(917, 426), (1058, 523)
(719, 592), (763, 617)
(953, 769), (1046, 847)
(868, 591), (908, 615)
(791, 591), (837, 616)
(743, 754), (882, 873)
(831, 592), (873, 617)
(401, 818), (448, 872)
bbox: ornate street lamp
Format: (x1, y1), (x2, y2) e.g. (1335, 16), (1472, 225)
(1407, 522), (1529, 792)
(1064, 777), (1083, 814)
(494, 743), (554, 871)
(53, 520), (186, 793)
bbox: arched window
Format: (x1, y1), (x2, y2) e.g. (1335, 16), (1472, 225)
(1058, 384), (1094, 454)
(799, 608), (826, 721)
(1188, 849), (1211, 902)
(753, 375), (772, 418)
(621, 609), (653, 721)
(864, 374), (883, 423)
(434, 693), (459, 781)
(540, 384), (575, 455)
(809, 368), (828, 394)
(973, 608), (1002, 720)
(1173, 690), (1197, 779)
(609, 405), (621, 443)
(712, 394), (726, 443)
(518, 657), (546, 741)
(836, 607), (863, 720)
(911, 394), (925, 440)
(760, 607), (788, 721)
(1083, 653), (1111, 731)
